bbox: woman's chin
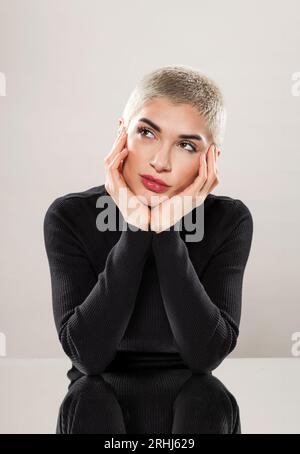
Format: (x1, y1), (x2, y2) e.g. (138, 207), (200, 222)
(140, 193), (170, 208)
(134, 193), (153, 208)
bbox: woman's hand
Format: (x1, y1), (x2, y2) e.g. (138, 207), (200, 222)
(104, 124), (151, 231)
(150, 143), (219, 233)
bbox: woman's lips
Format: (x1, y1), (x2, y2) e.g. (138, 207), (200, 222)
(140, 175), (170, 193)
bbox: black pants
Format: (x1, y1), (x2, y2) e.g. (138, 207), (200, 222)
(56, 369), (241, 434)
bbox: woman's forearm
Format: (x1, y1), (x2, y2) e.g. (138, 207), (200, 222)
(151, 201), (253, 373)
(44, 199), (153, 375)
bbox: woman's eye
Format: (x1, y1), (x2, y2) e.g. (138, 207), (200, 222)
(137, 126), (154, 138)
(180, 142), (197, 153)
(137, 126), (197, 153)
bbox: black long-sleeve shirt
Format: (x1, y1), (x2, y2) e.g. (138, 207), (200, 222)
(43, 184), (253, 383)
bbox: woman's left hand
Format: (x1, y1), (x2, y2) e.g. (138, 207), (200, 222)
(150, 143), (220, 233)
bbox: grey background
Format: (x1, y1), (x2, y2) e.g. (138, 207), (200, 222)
(0, 0), (299, 359)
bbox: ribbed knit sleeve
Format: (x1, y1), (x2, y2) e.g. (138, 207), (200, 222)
(43, 199), (153, 375)
(151, 200), (253, 374)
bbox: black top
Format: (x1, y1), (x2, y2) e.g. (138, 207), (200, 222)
(43, 184), (253, 384)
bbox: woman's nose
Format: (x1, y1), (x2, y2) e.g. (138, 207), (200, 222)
(149, 149), (172, 172)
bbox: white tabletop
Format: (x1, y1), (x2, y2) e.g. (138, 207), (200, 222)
(0, 357), (299, 434)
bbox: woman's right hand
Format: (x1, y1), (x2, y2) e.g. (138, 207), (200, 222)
(104, 123), (151, 231)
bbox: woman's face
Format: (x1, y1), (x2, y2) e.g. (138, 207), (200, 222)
(121, 97), (219, 207)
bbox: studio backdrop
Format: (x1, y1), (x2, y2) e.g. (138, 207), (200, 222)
(0, 0), (299, 435)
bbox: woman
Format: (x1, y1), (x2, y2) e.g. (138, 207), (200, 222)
(43, 65), (253, 434)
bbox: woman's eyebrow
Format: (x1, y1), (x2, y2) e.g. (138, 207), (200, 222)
(138, 117), (203, 141)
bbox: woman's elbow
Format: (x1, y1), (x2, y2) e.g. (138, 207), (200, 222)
(188, 333), (238, 374)
(59, 327), (110, 375)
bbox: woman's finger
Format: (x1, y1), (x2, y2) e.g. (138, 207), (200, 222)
(201, 145), (216, 194)
(207, 165), (220, 193)
(106, 149), (128, 192)
(105, 129), (127, 165)
(104, 128), (128, 166)
(201, 144), (219, 194)
(192, 147), (208, 191)
(109, 148), (128, 171)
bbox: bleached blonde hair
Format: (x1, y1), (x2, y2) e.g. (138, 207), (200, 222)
(122, 64), (227, 148)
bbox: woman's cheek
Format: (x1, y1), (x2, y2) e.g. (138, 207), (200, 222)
(126, 138), (139, 156)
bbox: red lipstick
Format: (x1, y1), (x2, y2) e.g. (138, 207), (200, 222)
(140, 174), (170, 193)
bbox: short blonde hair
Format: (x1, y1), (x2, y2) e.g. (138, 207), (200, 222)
(122, 64), (227, 148)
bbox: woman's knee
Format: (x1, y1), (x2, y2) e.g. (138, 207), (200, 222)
(172, 373), (240, 434)
(57, 375), (127, 434)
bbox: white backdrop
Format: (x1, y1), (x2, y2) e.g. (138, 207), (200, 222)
(0, 0), (299, 359)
